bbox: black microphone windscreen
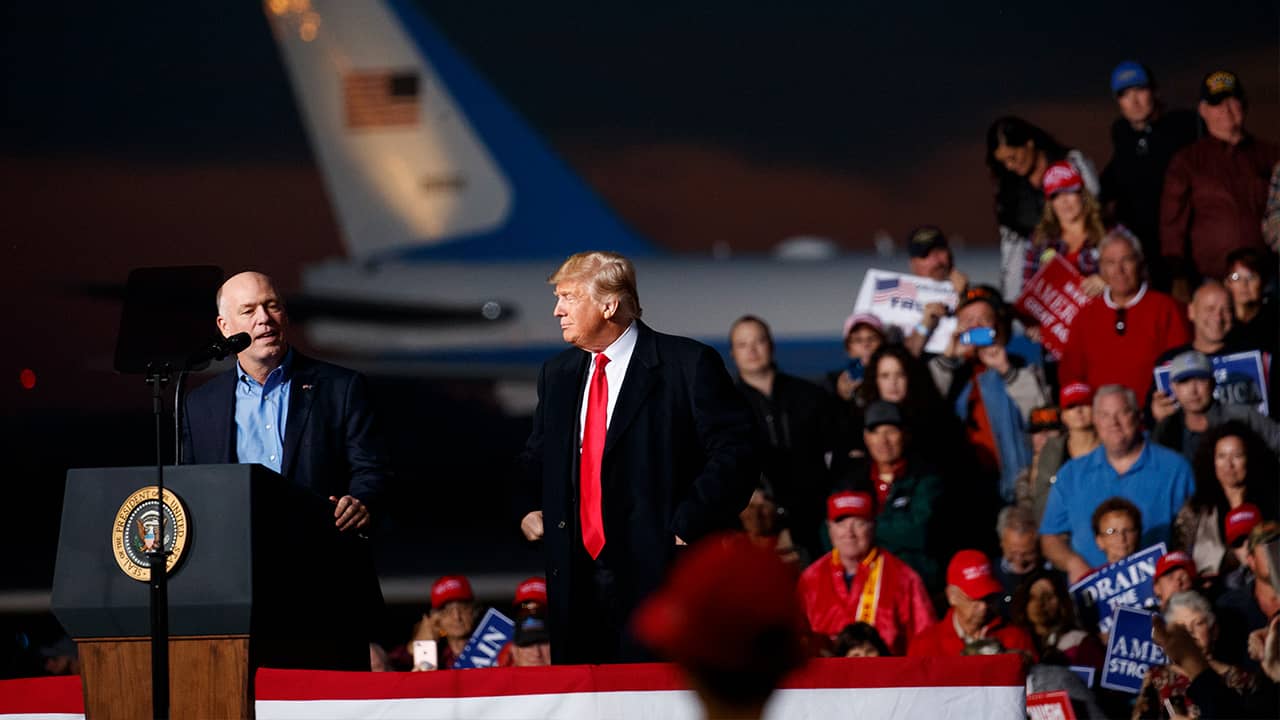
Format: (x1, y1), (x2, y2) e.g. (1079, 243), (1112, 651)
(226, 332), (252, 353)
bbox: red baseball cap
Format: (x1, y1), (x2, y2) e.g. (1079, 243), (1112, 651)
(431, 575), (474, 608)
(827, 491), (874, 522)
(946, 549), (1003, 599)
(514, 576), (548, 605)
(1042, 161), (1083, 197)
(1155, 551), (1196, 581)
(1060, 382), (1093, 408)
(1224, 503), (1262, 547)
(631, 532), (803, 672)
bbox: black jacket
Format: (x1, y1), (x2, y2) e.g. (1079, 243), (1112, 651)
(518, 321), (757, 664)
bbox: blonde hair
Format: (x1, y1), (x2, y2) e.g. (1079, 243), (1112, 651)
(548, 251), (643, 318)
(1033, 188), (1106, 250)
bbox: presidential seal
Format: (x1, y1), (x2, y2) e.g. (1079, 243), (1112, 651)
(111, 486), (189, 581)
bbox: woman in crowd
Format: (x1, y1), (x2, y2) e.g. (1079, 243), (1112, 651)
(1010, 568), (1105, 669)
(1022, 161), (1129, 300)
(1018, 383), (1100, 523)
(986, 116), (1100, 300)
(1173, 421), (1279, 580)
(1221, 247), (1278, 357)
(1092, 496), (1143, 567)
(839, 401), (945, 594)
(856, 344), (964, 453)
(1134, 591), (1256, 719)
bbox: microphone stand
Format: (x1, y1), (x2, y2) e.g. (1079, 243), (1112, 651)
(139, 332), (244, 719)
(143, 362), (173, 720)
(173, 371), (187, 466)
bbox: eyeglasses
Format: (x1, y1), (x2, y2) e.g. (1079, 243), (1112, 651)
(1114, 307), (1127, 336)
(1101, 527), (1138, 537)
(1228, 271), (1259, 283)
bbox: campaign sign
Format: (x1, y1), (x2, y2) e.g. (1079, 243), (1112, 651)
(1027, 690), (1077, 720)
(1013, 255), (1089, 360)
(1069, 543), (1164, 635)
(1068, 665), (1095, 689)
(1101, 607), (1166, 694)
(852, 269), (959, 354)
(1153, 349), (1271, 416)
(450, 608), (515, 669)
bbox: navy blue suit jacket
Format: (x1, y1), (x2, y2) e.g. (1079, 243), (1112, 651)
(518, 320), (757, 663)
(181, 351), (391, 512)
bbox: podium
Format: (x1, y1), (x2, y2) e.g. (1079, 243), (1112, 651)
(52, 464), (372, 719)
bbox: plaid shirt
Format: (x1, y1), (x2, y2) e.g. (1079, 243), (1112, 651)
(1023, 225), (1137, 284)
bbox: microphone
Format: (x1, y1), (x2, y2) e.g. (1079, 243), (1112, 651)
(185, 332), (251, 370)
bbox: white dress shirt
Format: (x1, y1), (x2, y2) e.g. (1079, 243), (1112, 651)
(578, 320), (638, 446)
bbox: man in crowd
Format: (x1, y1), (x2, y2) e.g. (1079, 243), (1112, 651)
(908, 550), (1037, 658)
(729, 315), (847, 559)
(929, 286), (1049, 503)
(796, 490), (935, 655)
(426, 575), (476, 669)
(1161, 70), (1280, 288)
(1099, 61), (1198, 288)
(1149, 280), (1249, 405)
(990, 505), (1052, 598)
(517, 251), (756, 664)
(1039, 385), (1194, 582)
(1152, 350), (1280, 460)
(509, 615), (552, 667)
(1153, 551), (1197, 610)
(1058, 232), (1189, 401)
(903, 226), (969, 355)
(907, 225), (969, 292)
(182, 271), (392, 670)
(1162, 281), (1239, 361)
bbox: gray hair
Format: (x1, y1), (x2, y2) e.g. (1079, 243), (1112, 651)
(1164, 590), (1215, 627)
(997, 505), (1038, 536)
(1098, 227), (1144, 263)
(1093, 384), (1138, 415)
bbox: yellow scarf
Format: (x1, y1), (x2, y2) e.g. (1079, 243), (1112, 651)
(833, 547), (885, 624)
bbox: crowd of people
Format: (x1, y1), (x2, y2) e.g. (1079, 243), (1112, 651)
(378, 62), (1280, 718)
(18, 59), (1280, 720)
(716, 63), (1280, 718)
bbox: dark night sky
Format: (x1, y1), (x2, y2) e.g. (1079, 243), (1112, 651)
(1, 0), (1277, 413)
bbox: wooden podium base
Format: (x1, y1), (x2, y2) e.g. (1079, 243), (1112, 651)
(77, 635), (251, 720)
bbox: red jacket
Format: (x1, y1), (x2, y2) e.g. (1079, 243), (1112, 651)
(908, 608), (1037, 659)
(1058, 285), (1189, 401)
(797, 548), (936, 656)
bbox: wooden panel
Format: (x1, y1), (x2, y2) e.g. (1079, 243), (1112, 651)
(78, 636), (251, 720)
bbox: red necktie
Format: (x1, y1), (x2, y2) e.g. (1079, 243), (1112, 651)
(580, 353), (610, 559)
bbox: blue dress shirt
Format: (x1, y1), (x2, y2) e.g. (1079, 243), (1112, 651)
(234, 351), (292, 474)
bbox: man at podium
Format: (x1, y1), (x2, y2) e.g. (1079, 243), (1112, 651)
(181, 270), (392, 669)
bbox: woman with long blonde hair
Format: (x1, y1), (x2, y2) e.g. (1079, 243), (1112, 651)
(1023, 161), (1120, 299)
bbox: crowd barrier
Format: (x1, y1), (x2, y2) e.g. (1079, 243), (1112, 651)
(0, 655), (1025, 719)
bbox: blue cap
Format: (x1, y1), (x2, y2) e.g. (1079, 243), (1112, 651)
(1111, 61), (1150, 95)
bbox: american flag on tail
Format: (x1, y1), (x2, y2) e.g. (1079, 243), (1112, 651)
(872, 277), (917, 303)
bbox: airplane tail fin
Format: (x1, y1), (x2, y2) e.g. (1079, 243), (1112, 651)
(264, 0), (654, 262)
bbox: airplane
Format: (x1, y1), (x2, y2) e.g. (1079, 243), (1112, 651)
(261, 0), (1006, 403)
